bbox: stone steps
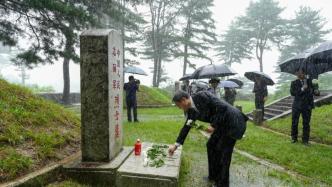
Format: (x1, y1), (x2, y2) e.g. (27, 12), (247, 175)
(246, 91), (332, 122)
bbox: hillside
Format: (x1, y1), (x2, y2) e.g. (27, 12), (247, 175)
(0, 79), (80, 182)
(124, 85), (172, 107)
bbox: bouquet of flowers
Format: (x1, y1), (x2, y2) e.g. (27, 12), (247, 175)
(312, 79), (320, 96)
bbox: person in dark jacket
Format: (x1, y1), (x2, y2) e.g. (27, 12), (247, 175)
(124, 75), (139, 122)
(224, 87), (237, 106)
(290, 69), (315, 145)
(253, 76), (268, 120)
(168, 90), (248, 187)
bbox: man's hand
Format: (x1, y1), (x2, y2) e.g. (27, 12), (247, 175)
(206, 125), (215, 134)
(168, 145), (177, 156)
(263, 96), (267, 102)
(302, 84), (308, 90)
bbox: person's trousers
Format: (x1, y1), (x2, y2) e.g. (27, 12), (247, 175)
(207, 133), (236, 187)
(255, 96), (265, 121)
(126, 100), (137, 122)
(291, 107), (312, 142)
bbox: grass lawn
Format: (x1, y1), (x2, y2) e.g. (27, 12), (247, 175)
(234, 100), (255, 113)
(265, 104), (332, 145)
(237, 123), (332, 185)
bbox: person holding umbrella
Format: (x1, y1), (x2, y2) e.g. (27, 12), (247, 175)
(168, 90), (248, 187)
(224, 87), (237, 106)
(290, 68), (315, 145)
(253, 76), (268, 120)
(245, 71), (274, 122)
(124, 75), (140, 122)
(208, 78), (221, 99)
(218, 80), (239, 106)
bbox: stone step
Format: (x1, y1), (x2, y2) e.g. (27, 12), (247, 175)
(276, 102), (293, 107)
(269, 105), (292, 111)
(263, 111), (276, 118)
(264, 108), (285, 114)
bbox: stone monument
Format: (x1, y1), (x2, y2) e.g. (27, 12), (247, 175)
(63, 29), (132, 186)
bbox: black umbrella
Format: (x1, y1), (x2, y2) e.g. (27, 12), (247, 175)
(279, 49), (313, 76)
(304, 41), (332, 78)
(124, 66), (148, 76)
(191, 64), (237, 79)
(226, 78), (243, 88)
(244, 71), (274, 86)
(179, 74), (193, 81)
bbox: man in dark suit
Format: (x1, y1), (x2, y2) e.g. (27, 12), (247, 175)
(290, 69), (314, 145)
(224, 87), (237, 106)
(168, 90), (248, 187)
(253, 76), (268, 121)
(124, 75), (140, 122)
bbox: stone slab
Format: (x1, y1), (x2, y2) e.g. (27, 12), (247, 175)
(62, 147), (132, 186)
(80, 29), (124, 162)
(117, 142), (182, 187)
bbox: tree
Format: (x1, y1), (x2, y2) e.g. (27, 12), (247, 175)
(176, 0), (217, 76)
(236, 0), (288, 72)
(0, 0), (143, 104)
(143, 0), (184, 87)
(275, 6), (330, 98)
(215, 21), (253, 66)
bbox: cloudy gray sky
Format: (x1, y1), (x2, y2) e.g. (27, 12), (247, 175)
(2, 0), (332, 92)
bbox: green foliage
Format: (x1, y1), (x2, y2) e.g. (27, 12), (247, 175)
(146, 144), (168, 168)
(276, 6), (330, 90)
(175, 0), (217, 75)
(0, 148), (33, 179)
(216, 21), (253, 66)
(235, 0), (288, 72)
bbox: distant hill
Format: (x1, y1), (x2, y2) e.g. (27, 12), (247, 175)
(0, 79), (80, 182)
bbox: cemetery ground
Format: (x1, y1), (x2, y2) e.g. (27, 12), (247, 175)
(55, 106), (331, 186)
(1, 79), (331, 186)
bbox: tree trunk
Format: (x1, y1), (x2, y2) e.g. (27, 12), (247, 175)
(259, 46), (264, 72)
(183, 43), (188, 76)
(62, 57), (70, 105)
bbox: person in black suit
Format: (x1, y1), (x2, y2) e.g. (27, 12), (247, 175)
(253, 76), (268, 121)
(124, 76), (140, 122)
(168, 90), (248, 187)
(290, 69), (315, 145)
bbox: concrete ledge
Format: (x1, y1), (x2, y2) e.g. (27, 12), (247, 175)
(1, 152), (80, 187)
(117, 142), (182, 187)
(62, 147), (133, 186)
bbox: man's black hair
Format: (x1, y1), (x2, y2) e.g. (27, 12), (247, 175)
(172, 90), (190, 102)
(129, 75), (134, 81)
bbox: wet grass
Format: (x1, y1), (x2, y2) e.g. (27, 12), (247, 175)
(234, 100), (255, 113)
(265, 104), (332, 145)
(0, 79), (80, 182)
(237, 123), (332, 185)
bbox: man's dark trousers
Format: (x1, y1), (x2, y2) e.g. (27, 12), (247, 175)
(291, 107), (312, 142)
(126, 99), (137, 122)
(207, 129), (236, 187)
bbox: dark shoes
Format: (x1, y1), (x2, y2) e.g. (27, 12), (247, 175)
(291, 139), (298, 143)
(302, 141), (310, 146)
(134, 120), (139, 123)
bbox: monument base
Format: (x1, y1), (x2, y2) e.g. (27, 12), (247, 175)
(117, 142), (182, 187)
(62, 147), (133, 186)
